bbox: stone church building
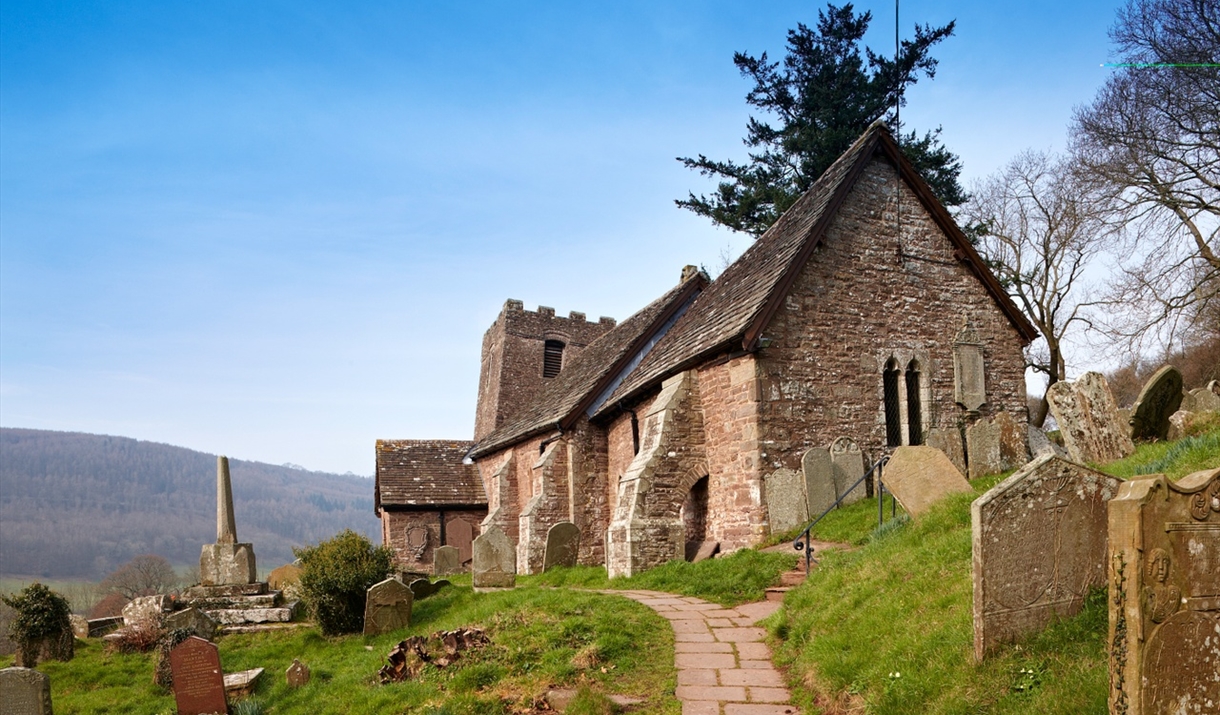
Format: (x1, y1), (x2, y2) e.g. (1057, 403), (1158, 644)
(376, 122), (1038, 576)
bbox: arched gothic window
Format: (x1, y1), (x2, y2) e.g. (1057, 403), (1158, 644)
(906, 360), (923, 445)
(883, 359), (902, 447)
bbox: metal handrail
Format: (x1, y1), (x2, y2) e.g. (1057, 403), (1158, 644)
(793, 455), (891, 576)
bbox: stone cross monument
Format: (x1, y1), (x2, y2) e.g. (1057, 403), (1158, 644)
(200, 456), (257, 585)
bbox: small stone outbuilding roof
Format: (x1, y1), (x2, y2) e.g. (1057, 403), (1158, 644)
(591, 122), (1038, 416)
(469, 274), (707, 459)
(375, 440), (486, 510)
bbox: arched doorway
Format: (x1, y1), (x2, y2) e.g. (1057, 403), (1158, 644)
(681, 475), (709, 561)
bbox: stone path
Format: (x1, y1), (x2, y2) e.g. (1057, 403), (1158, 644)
(609, 590), (800, 715)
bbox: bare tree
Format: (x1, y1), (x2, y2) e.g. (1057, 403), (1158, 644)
(963, 151), (1116, 426)
(1071, 0), (1220, 352)
(98, 554), (179, 600)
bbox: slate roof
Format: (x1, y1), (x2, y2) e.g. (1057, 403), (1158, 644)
(375, 440), (486, 509)
(590, 122), (1038, 417)
(469, 275), (706, 459)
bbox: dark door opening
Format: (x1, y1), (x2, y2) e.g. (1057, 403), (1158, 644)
(682, 476), (710, 561)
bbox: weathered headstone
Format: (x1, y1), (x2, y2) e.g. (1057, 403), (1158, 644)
(286, 658), (310, 688)
(971, 454), (1122, 660)
(169, 636), (227, 715)
(925, 427), (967, 476)
(1108, 467), (1220, 715)
(966, 412), (1027, 479)
(445, 517), (476, 564)
(471, 525), (516, 589)
(543, 521), (581, 571)
(267, 563), (300, 592)
(881, 446), (972, 518)
(1129, 365), (1184, 441)
(123, 594), (170, 626)
(691, 541), (720, 563)
(953, 320), (987, 412)
(765, 469), (808, 534)
(165, 607), (218, 642)
(1046, 372), (1135, 464)
(200, 456), (258, 586)
(1026, 424), (1064, 459)
(363, 578), (412, 636)
(223, 667), (263, 698)
(433, 545), (462, 576)
(70, 614), (89, 639)
(408, 578), (450, 600)
(801, 447), (837, 519)
(829, 437), (867, 505)
(1167, 409), (1194, 441)
(1181, 385), (1220, 413)
(0, 667), (52, 715)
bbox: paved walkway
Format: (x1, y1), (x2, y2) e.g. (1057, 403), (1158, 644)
(608, 590), (800, 715)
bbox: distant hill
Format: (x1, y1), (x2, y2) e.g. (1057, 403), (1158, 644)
(0, 428), (381, 579)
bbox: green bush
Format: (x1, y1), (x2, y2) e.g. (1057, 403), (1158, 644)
(1, 582), (73, 665)
(294, 529), (393, 635)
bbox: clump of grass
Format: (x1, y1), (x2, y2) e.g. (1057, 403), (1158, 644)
(1100, 426), (1220, 480)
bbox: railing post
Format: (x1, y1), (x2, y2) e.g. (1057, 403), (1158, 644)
(877, 469), (884, 529)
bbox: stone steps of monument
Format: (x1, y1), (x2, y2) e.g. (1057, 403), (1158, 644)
(204, 602), (299, 625)
(183, 583), (269, 598)
(188, 593), (281, 609)
(222, 621), (312, 635)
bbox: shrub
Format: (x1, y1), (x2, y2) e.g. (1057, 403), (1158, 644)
(294, 529), (393, 635)
(1, 582), (74, 666)
(105, 616), (165, 654)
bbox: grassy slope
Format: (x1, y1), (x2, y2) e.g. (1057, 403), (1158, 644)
(773, 428), (1220, 715)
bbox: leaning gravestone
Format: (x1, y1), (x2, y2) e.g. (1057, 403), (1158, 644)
(1182, 385), (1220, 413)
(1129, 365), (1184, 441)
(543, 521), (581, 571)
(363, 578), (413, 636)
(925, 427), (967, 476)
(123, 594), (170, 627)
(433, 545), (462, 576)
(829, 437), (867, 505)
(765, 469), (808, 534)
(1108, 467), (1220, 715)
(881, 446), (972, 518)
(971, 454), (1121, 661)
(801, 448), (838, 519)
(168, 636), (227, 715)
(164, 607), (218, 642)
(1046, 372), (1134, 464)
(0, 666), (53, 715)
(471, 525), (516, 589)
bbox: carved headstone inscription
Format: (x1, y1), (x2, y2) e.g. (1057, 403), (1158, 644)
(471, 525), (516, 589)
(169, 636), (227, 715)
(0, 666), (53, 715)
(445, 517), (476, 564)
(1129, 365), (1184, 441)
(1108, 467), (1220, 715)
(801, 448), (838, 519)
(765, 469), (808, 534)
(363, 578), (412, 636)
(971, 454), (1121, 660)
(543, 521), (581, 571)
(829, 437), (867, 505)
(881, 446), (972, 518)
(953, 320), (987, 412)
(433, 545), (462, 576)
(1046, 372), (1135, 464)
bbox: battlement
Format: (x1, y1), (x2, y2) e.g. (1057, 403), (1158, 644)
(501, 299), (616, 327)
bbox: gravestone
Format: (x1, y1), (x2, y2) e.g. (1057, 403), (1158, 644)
(1182, 385), (1220, 413)
(953, 320), (987, 412)
(169, 636), (227, 715)
(1046, 372), (1135, 464)
(286, 658), (310, 688)
(165, 607), (218, 641)
(829, 437), (867, 505)
(363, 578), (413, 636)
(0, 667), (52, 715)
(966, 412), (1027, 479)
(433, 545), (462, 575)
(1129, 365), (1184, 441)
(408, 578), (449, 600)
(123, 594), (170, 626)
(765, 469), (808, 534)
(200, 456), (258, 586)
(925, 427), (967, 476)
(471, 525), (516, 589)
(1027, 424), (1064, 459)
(971, 454), (1122, 660)
(445, 517), (476, 565)
(267, 563), (300, 591)
(1108, 467), (1220, 715)
(801, 448), (838, 520)
(70, 614), (89, 639)
(543, 521), (581, 571)
(881, 446), (972, 518)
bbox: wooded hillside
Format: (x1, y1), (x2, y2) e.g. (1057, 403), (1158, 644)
(0, 428), (381, 579)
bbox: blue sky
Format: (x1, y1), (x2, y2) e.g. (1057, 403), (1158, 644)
(1, 1), (1122, 475)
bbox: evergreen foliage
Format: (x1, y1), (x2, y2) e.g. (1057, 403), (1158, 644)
(677, 3), (966, 236)
(294, 529), (393, 635)
(1, 582), (72, 646)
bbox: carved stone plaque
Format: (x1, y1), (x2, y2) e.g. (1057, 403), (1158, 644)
(971, 454), (1122, 660)
(953, 321), (986, 412)
(1108, 467), (1220, 715)
(168, 636), (227, 715)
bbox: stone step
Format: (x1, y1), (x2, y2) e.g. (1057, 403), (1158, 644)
(222, 621), (311, 635)
(184, 582), (269, 598)
(765, 586), (792, 602)
(204, 605), (295, 625)
(187, 592), (281, 609)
